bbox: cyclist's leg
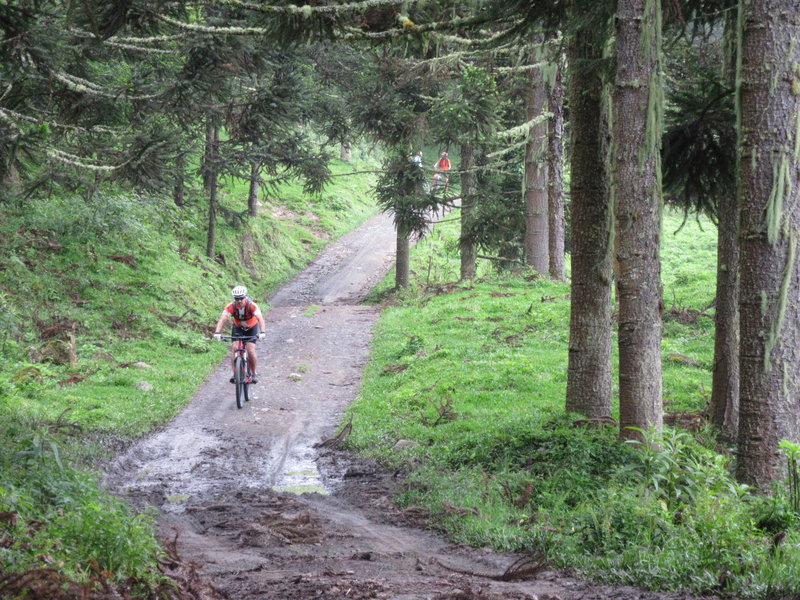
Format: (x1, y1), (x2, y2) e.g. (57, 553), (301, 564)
(246, 342), (257, 374)
(246, 324), (260, 379)
(230, 325), (237, 372)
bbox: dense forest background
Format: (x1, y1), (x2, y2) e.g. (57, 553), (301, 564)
(1, 0), (800, 598)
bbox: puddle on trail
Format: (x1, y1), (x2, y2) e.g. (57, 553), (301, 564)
(274, 455), (329, 495)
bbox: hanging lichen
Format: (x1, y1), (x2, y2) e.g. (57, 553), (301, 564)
(764, 229), (797, 372)
(766, 152), (791, 245)
(794, 106), (800, 162)
(793, 62), (800, 161)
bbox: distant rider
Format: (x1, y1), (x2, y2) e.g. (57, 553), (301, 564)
(432, 151), (451, 190)
(213, 286), (266, 383)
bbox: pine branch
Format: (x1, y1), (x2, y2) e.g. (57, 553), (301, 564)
(46, 149), (117, 172)
(341, 14), (503, 41)
(53, 71), (162, 101)
(496, 60), (548, 74)
(155, 14), (269, 35)
(67, 30), (179, 54)
(207, 0), (419, 15)
(495, 113), (552, 140)
(486, 139), (528, 159)
(68, 28), (188, 46)
(0, 107), (124, 135)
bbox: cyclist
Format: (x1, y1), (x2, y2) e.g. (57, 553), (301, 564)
(213, 286), (266, 383)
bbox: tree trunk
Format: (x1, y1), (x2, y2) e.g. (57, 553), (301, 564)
(340, 139), (352, 162)
(205, 122), (219, 259)
(547, 48), (566, 280)
(173, 153), (186, 207)
(613, 0), (664, 441)
(735, 0), (800, 488)
(459, 144), (477, 281)
(248, 161), (261, 217)
(565, 19), (613, 419)
(395, 229), (410, 289)
(524, 42), (549, 274)
(710, 192), (740, 440)
(709, 10), (741, 441)
(3, 163), (22, 201)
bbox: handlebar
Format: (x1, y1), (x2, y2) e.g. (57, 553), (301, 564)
(217, 335), (258, 342)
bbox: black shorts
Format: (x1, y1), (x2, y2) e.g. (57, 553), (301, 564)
(231, 324), (260, 341)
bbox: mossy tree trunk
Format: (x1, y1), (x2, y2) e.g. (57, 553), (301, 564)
(524, 41), (550, 274)
(565, 14), (613, 419)
(735, 0), (800, 488)
(547, 49), (566, 281)
(205, 122), (220, 259)
(613, 0), (664, 441)
(459, 144), (477, 281)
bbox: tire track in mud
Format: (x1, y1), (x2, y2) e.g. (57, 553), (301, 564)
(104, 212), (716, 600)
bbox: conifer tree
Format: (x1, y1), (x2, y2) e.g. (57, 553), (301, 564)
(613, 0), (665, 441)
(736, 0), (800, 487)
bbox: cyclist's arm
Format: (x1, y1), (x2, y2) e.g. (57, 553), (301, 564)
(213, 311), (230, 335)
(255, 309), (267, 338)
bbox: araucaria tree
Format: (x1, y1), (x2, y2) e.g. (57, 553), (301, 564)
(612, 0), (664, 440)
(735, 0), (800, 487)
(565, 0), (615, 419)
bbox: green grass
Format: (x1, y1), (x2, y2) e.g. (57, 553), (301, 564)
(345, 210), (800, 599)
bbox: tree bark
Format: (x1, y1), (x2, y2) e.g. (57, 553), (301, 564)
(395, 229), (410, 289)
(613, 0), (664, 441)
(709, 11), (741, 441)
(205, 122), (219, 259)
(173, 153), (186, 207)
(547, 49), (566, 280)
(735, 0), (800, 488)
(565, 18), (613, 419)
(248, 161), (261, 217)
(340, 139), (352, 162)
(709, 191), (740, 440)
(459, 144), (477, 281)
(524, 43), (550, 274)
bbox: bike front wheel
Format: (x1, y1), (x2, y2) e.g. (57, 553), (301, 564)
(234, 356), (246, 409)
(243, 368), (251, 403)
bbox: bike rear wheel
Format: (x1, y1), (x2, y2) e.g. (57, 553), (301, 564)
(234, 356), (246, 409)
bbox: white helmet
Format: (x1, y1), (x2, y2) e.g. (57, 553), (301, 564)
(231, 285), (247, 299)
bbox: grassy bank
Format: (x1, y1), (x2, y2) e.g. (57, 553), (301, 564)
(348, 212), (800, 599)
(0, 151), (380, 593)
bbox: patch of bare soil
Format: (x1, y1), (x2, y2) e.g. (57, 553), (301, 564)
(103, 212), (718, 600)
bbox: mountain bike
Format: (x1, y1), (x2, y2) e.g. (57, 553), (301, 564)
(219, 335), (256, 409)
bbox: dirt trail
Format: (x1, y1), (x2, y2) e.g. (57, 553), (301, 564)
(104, 212), (712, 600)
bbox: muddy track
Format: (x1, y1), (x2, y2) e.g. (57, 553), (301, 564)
(104, 212), (715, 600)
